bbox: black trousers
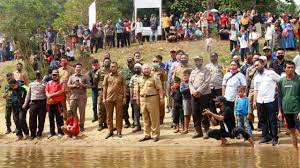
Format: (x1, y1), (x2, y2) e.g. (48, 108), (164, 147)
(208, 126), (251, 140)
(12, 105), (29, 137)
(117, 33), (125, 48)
(191, 95), (210, 129)
(132, 100), (141, 127)
(230, 40), (237, 52)
(49, 103), (64, 135)
(123, 96), (134, 123)
(124, 32), (130, 47)
(29, 100), (47, 137)
(257, 101), (278, 140)
(173, 105), (184, 124)
(209, 88), (222, 113)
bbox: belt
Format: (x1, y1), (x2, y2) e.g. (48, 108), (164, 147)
(140, 94), (158, 98)
(31, 99), (46, 102)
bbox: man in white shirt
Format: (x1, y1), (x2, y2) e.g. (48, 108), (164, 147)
(293, 53), (300, 75)
(253, 59), (281, 146)
(249, 26), (261, 54)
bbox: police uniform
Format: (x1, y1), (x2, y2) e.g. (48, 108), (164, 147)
(103, 72), (125, 135)
(189, 57), (211, 138)
(94, 67), (110, 129)
(151, 68), (166, 124)
(139, 74), (162, 139)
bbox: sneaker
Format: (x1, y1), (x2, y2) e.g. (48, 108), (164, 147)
(117, 132), (122, 138)
(132, 127), (141, 133)
(139, 136), (151, 142)
(92, 118), (98, 123)
(58, 134), (64, 138)
(153, 137), (159, 142)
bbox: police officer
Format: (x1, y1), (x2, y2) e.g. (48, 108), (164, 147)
(94, 58), (111, 131)
(138, 64), (163, 142)
(121, 57), (135, 128)
(189, 56), (211, 139)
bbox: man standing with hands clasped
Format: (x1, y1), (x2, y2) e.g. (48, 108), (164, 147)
(138, 64), (163, 142)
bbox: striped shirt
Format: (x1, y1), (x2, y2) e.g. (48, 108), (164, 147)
(130, 74), (142, 100)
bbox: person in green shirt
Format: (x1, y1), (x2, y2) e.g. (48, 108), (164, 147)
(278, 60), (300, 149)
(122, 57), (135, 128)
(3, 73), (14, 134)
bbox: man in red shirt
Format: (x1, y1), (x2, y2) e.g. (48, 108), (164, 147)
(46, 69), (65, 139)
(62, 110), (80, 138)
(219, 13), (228, 28)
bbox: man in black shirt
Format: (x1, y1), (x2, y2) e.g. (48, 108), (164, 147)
(203, 96), (255, 147)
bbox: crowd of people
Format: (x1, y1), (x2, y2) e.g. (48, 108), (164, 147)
(1, 8), (300, 149)
(2, 44), (300, 149)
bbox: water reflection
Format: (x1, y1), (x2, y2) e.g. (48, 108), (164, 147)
(0, 147), (298, 167)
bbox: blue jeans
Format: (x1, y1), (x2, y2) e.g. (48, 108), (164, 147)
(91, 88), (98, 119)
(237, 114), (252, 136)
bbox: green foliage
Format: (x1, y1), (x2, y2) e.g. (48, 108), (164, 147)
(169, 0), (205, 13)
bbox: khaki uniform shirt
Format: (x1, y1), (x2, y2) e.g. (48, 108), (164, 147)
(246, 65), (257, 92)
(14, 70), (29, 85)
(189, 66), (211, 95)
(103, 72), (125, 101)
(67, 73), (90, 100)
(58, 66), (75, 83)
(205, 63), (223, 89)
(139, 75), (162, 96)
(130, 74), (142, 100)
(151, 68), (166, 89)
(94, 67), (110, 89)
(173, 63), (193, 80)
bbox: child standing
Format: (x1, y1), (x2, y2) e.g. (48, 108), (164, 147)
(61, 110), (80, 138)
(180, 69), (192, 134)
(205, 36), (213, 53)
(170, 77), (184, 133)
(234, 86), (252, 137)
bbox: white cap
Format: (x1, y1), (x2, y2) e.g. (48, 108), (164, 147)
(134, 63), (142, 68)
(259, 56), (267, 61)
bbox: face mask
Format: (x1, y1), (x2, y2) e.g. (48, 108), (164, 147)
(152, 63), (160, 69)
(181, 60), (188, 65)
(257, 67), (264, 74)
(61, 61), (68, 66)
(277, 55), (284, 60)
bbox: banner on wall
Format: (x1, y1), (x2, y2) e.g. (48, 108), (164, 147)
(134, 0), (162, 36)
(89, 1), (96, 30)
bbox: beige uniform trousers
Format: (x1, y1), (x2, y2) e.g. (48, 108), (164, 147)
(141, 95), (160, 138)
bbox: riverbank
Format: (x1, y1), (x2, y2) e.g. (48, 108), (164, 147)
(0, 97), (297, 148)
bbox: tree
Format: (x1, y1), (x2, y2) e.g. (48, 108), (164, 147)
(0, 0), (61, 58)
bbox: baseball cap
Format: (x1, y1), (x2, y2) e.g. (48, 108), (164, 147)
(263, 46), (271, 51)
(52, 69), (59, 75)
(213, 96), (226, 103)
(193, 56), (203, 60)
